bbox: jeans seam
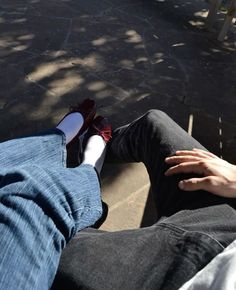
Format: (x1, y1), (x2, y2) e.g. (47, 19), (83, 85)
(53, 128), (67, 167)
(158, 222), (225, 249)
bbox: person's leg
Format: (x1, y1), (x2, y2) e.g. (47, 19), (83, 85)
(107, 109), (236, 217)
(108, 109), (236, 268)
(0, 109), (112, 290)
(53, 110), (236, 290)
(0, 115), (103, 290)
(0, 129), (67, 168)
(0, 163), (102, 290)
(52, 218), (224, 290)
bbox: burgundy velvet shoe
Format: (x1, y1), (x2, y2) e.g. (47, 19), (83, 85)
(69, 99), (96, 136)
(90, 116), (112, 143)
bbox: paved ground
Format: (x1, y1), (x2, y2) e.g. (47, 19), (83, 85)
(0, 0), (235, 231)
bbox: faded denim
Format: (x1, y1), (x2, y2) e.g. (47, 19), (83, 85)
(0, 129), (102, 290)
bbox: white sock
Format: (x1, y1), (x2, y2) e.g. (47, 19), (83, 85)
(82, 135), (106, 174)
(56, 113), (84, 144)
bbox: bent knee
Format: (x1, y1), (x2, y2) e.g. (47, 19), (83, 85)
(144, 109), (171, 124)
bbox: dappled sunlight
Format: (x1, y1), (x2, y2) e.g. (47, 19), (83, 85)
(47, 51), (67, 58)
(26, 55), (103, 83)
(27, 74), (85, 119)
(211, 48), (221, 52)
(71, 54), (105, 70)
(125, 30), (142, 43)
(154, 58), (164, 64)
(172, 43), (185, 47)
(222, 40), (236, 50)
(135, 56), (149, 63)
(92, 37), (107, 46)
(194, 10), (208, 18)
(119, 59), (134, 68)
(188, 19), (205, 27)
(11, 18), (27, 24)
(0, 33), (33, 56)
(94, 88), (114, 100)
(47, 74), (84, 98)
(152, 52), (165, 64)
(0, 36), (28, 51)
(18, 34), (34, 41)
(0, 37), (16, 48)
(87, 81), (107, 92)
(26, 61), (73, 82)
(12, 44), (29, 51)
(136, 93), (151, 101)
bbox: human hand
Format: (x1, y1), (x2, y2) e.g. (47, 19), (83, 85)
(165, 148), (236, 198)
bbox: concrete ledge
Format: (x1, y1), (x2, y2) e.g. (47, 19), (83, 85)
(100, 162), (152, 231)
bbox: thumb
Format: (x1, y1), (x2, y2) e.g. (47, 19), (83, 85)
(178, 176), (215, 192)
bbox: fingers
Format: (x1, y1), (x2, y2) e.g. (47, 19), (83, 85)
(178, 176), (228, 197)
(165, 149), (219, 165)
(165, 155), (203, 165)
(192, 148), (220, 159)
(165, 161), (206, 176)
(178, 176), (217, 192)
(174, 149), (218, 159)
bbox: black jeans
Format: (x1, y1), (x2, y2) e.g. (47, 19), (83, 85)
(52, 110), (236, 290)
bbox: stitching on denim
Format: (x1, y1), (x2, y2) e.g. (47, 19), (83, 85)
(57, 128), (67, 167)
(158, 222), (225, 249)
(50, 128), (67, 167)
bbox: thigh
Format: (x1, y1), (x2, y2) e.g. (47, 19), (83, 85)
(53, 204), (236, 290)
(52, 222), (224, 290)
(162, 204), (236, 247)
(107, 110), (205, 166)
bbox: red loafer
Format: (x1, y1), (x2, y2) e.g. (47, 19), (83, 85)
(90, 116), (112, 143)
(69, 99), (96, 136)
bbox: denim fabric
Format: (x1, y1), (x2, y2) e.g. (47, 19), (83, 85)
(52, 110), (236, 290)
(0, 129), (102, 290)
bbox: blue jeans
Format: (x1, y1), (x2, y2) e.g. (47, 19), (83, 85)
(0, 129), (103, 290)
(52, 110), (236, 290)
